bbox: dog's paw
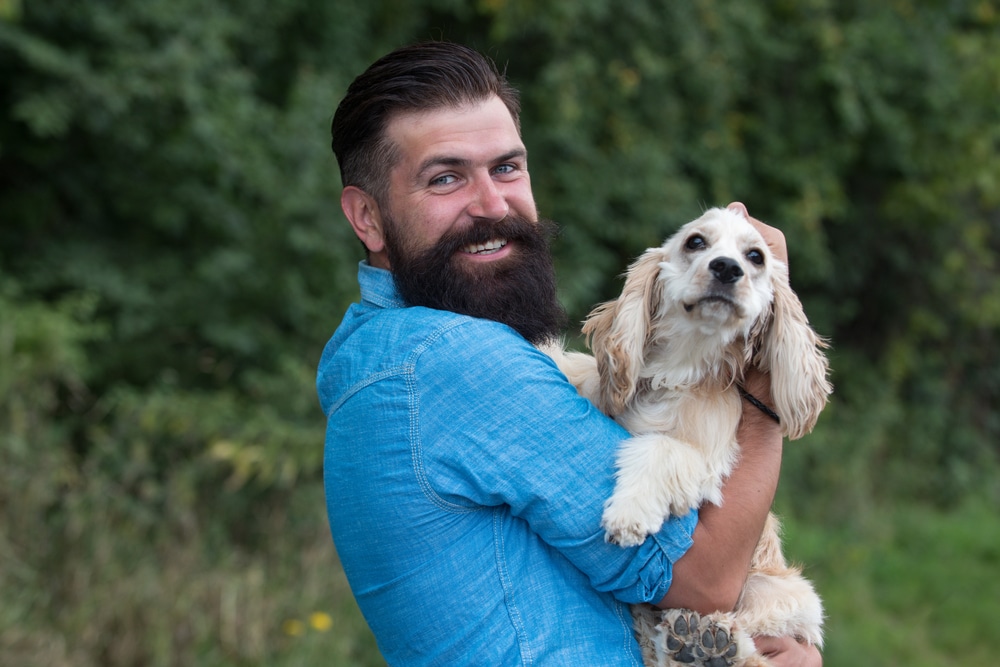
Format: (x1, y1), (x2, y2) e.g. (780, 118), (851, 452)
(657, 609), (760, 667)
(603, 523), (648, 548)
(601, 499), (664, 547)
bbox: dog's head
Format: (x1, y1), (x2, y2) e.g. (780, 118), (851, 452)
(583, 206), (831, 438)
(660, 206), (775, 336)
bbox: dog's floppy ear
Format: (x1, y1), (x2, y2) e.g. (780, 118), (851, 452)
(753, 261), (833, 440)
(582, 247), (666, 416)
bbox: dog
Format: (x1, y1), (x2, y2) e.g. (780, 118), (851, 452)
(543, 205), (831, 666)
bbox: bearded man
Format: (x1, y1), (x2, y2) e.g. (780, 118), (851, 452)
(317, 41), (821, 667)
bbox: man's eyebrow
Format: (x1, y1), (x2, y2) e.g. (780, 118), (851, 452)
(496, 148), (528, 165)
(415, 149), (528, 179)
(415, 155), (471, 178)
(495, 148), (528, 163)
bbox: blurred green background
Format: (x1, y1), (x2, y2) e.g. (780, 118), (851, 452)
(2, 1), (998, 665)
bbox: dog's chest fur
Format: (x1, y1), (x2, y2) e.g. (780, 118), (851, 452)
(618, 380), (743, 505)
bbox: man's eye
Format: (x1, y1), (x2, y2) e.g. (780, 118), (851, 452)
(494, 164), (514, 175)
(430, 174), (457, 187)
(685, 235), (706, 251)
(747, 249), (764, 265)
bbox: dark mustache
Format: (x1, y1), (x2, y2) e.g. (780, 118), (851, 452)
(436, 215), (554, 255)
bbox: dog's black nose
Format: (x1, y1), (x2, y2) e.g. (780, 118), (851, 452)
(709, 257), (744, 284)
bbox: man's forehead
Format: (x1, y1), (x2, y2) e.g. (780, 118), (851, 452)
(385, 97), (522, 165)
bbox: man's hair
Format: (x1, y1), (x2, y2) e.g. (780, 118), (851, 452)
(330, 42), (521, 205)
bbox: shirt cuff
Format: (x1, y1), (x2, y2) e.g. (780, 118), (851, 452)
(633, 508), (699, 604)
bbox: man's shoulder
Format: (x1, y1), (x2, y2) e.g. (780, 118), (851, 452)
(326, 302), (546, 370)
(317, 303), (562, 416)
(389, 306), (543, 366)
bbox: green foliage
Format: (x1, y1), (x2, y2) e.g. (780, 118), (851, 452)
(0, 285), (376, 666)
(1, 0), (998, 664)
(778, 500), (1000, 667)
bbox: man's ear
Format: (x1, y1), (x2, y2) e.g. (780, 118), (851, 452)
(341, 186), (387, 256)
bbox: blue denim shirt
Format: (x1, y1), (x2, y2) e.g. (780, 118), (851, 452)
(317, 262), (698, 666)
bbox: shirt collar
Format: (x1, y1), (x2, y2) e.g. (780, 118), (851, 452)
(358, 260), (407, 310)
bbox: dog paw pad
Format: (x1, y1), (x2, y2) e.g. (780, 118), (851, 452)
(659, 610), (741, 667)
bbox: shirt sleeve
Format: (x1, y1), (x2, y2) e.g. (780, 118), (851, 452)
(411, 316), (698, 605)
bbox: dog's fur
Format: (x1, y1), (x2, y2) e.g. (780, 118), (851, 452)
(543, 206), (831, 666)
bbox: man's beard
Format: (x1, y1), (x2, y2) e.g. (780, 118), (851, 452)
(382, 213), (567, 345)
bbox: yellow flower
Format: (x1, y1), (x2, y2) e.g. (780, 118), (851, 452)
(309, 611), (333, 632)
(282, 619), (306, 637)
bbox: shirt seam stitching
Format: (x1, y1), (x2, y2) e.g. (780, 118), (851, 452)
(494, 509), (532, 666)
(407, 319), (490, 514)
(324, 366), (406, 416)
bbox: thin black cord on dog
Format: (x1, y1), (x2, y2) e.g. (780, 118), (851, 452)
(737, 386), (781, 424)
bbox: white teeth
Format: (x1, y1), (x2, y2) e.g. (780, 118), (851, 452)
(463, 239), (507, 254)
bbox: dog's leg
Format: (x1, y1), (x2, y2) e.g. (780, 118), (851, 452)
(601, 433), (715, 546)
(631, 604), (666, 667)
(734, 515), (824, 647)
(736, 570), (824, 647)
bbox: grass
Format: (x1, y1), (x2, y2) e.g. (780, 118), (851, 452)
(0, 477), (384, 667)
(778, 498), (1000, 667)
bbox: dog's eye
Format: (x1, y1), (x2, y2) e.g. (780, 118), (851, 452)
(747, 249), (765, 265)
(685, 235), (706, 251)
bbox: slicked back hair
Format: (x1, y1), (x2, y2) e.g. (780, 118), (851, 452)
(330, 42), (521, 206)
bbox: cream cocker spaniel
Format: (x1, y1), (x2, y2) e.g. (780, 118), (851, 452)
(545, 205), (831, 666)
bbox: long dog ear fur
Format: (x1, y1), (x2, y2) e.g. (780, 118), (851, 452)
(582, 248), (666, 416)
(754, 261), (833, 440)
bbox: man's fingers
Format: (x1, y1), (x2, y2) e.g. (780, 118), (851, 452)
(753, 635), (823, 667)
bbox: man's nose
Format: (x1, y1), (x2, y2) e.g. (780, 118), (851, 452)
(468, 177), (510, 221)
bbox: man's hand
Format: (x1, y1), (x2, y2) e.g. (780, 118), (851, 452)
(754, 636), (823, 667)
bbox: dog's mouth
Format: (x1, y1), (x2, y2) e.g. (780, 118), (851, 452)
(683, 295), (739, 313)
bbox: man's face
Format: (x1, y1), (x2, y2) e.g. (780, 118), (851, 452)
(377, 96), (538, 268)
(375, 97), (565, 343)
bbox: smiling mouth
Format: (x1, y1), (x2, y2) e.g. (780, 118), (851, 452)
(461, 238), (508, 255)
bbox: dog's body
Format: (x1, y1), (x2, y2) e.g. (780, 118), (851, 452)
(543, 206), (831, 667)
